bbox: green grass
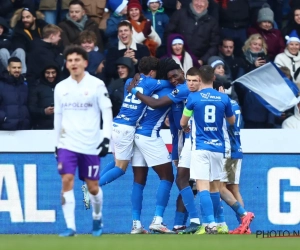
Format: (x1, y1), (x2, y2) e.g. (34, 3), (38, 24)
(1, 234), (299, 250)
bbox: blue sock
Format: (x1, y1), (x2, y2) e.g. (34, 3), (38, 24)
(174, 211), (185, 227)
(131, 182), (145, 221)
(155, 180), (172, 217)
(231, 201), (246, 217)
(198, 190), (214, 223)
(180, 186), (198, 219)
(100, 167), (125, 186)
(200, 203), (208, 223)
(236, 213), (242, 224)
(100, 161), (115, 176)
(183, 211), (189, 225)
(210, 192), (224, 222)
(216, 200), (225, 223)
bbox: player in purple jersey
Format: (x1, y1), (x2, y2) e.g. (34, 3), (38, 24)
(54, 45), (112, 237)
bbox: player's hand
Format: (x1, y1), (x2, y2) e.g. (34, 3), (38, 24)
(45, 106), (54, 115)
(97, 138), (110, 157)
(182, 125), (190, 133)
(127, 73), (140, 93)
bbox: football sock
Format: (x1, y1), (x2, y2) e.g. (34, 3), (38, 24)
(198, 190), (215, 224)
(100, 167), (125, 186)
(210, 192), (225, 223)
(154, 180), (172, 219)
(231, 201), (247, 217)
(62, 190), (76, 231)
(236, 213), (242, 224)
(180, 186), (200, 223)
(89, 187), (103, 220)
(100, 161), (115, 176)
(183, 211), (189, 225)
(174, 211), (186, 227)
(131, 182), (145, 221)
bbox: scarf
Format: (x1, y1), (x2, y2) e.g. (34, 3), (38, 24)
(66, 14), (88, 31)
(172, 52), (193, 74)
(130, 20), (158, 56)
(244, 49), (265, 65)
(189, 3), (208, 20)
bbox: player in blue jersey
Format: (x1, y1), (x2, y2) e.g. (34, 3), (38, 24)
(99, 57), (171, 187)
(218, 97), (255, 234)
(180, 65), (237, 234)
(128, 63), (202, 233)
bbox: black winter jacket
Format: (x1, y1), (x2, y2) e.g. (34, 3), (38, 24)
(166, 8), (219, 64)
(0, 72), (30, 130)
(0, 17), (11, 51)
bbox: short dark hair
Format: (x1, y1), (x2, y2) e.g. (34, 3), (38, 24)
(8, 57), (21, 64)
(138, 56), (159, 75)
(186, 67), (200, 77)
(118, 21), (132, 31)
(199, 65), (215, 84)
(79, 30), (97, 44)
(63, 45), (88, 61)
(220, 37), (234, 46)
(69, 0), (85, 9)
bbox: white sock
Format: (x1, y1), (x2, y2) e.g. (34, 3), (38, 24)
(89, 187), (103, 220)
(133, 220), (142, 228)
(208, 222), (217, 228)
(153, 216), (163, 224)
(217, 222), (227, 227)
(190, 218), (200, 224)
(62, 190), (76, 231)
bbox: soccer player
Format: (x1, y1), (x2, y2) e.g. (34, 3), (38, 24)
(54, 45), (113, 237)
(219, 98), (255, 234)
(127, 64), (201, 233)
(100, 57), (171, 186)
(180, 65), (236, 234)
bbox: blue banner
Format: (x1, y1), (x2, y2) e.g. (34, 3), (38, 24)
(0, 153), (299, 234)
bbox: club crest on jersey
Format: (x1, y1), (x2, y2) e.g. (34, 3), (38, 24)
(171, 88), (179, 96)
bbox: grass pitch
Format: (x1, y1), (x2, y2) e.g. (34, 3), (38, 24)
(1, 234), (299, 250)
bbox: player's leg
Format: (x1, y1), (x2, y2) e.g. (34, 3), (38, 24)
(100, 124), (135, 186)
(57, 148), (77, 237)
(79, 153), (103, 236)
(130, 145), (148, 234)
(173, 194), (188, 232)
(191, 150), (217, 234)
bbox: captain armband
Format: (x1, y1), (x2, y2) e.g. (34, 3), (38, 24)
(183, 107), (193, 117)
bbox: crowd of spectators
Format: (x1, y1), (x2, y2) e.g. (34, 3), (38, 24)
(0, 0), (300, 131)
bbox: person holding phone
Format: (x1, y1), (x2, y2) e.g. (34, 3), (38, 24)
(28, 62), (60, 129)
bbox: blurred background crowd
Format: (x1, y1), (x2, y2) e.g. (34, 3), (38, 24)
(0, 0), (300, 131)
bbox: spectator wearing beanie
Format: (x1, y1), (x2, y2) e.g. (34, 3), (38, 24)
(106, 0), (128, 48)
(127, 0), (161, 56)
(144, 1), (169, 48)
(275, 30), (300, 84)
(247, 3), (285, 61)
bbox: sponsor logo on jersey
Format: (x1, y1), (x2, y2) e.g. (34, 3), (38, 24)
(204, 127), (218, 131)
(204, 139), (222, 146)
(122, 103), (138, 109)
(116, 114), (130, 121)
(62, 102), (93, 109)
(200, 92), (221, 100)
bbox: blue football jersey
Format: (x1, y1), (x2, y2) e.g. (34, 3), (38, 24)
(136, 87), (173, 137)
(113, 74), (170, 126)
(227, 100), (243, 159)
(185, 88), (233, 153)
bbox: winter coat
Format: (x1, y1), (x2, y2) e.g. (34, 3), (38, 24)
(218, 0), (250, 29)
(166, 7), (219, 64)
(247, 25), (285, 61)
(82, 0), (110, 30)
(0, 0), (35, 21)
(0, 72), (30, 130)
(0, 17), (12, 51)
(10, 9), (47, 53)
(28, 63), (60, 129)
(58, 16), (104, 52)
(144, 8), (169, 45)
(274, 49), (300, 84)
(26, 39), (64, 85)
(39, 0), (71, 10)
(105, 14), (127, 48)
(282, 104), (300, 129)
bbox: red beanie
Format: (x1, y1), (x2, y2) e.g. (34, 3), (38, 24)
(128, 0), (142, 11)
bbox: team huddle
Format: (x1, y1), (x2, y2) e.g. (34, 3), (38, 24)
(54, 46), (254, 237)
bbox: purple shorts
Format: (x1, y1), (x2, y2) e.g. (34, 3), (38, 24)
(57, 148), (100, 181)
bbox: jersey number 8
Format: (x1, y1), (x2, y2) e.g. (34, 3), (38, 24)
(204, 105), (216, 123)
(124, 87), (144, 104)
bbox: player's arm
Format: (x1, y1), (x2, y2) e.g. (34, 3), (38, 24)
(225, 97), (235, 125)
(136, 92), (173, 108)
(180, 95), (194, 132)
(54, 87), (62, 149)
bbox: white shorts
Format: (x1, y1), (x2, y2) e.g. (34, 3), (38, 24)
(111, 123), (135, 161)
(131, 134), (171, 167)
(190, 150), (223, 181)
(221, 158), (242, 184)
(178, 138), (191, 169)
